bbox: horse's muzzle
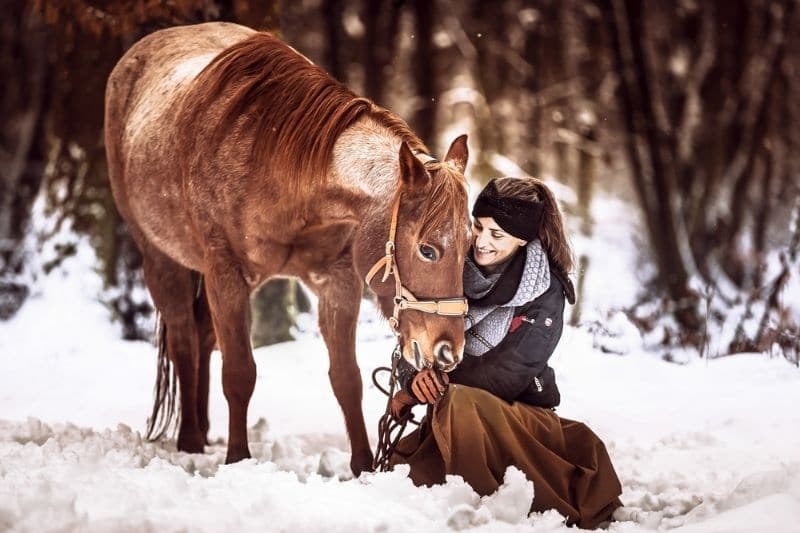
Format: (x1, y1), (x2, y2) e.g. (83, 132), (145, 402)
(433, 340), (458, 370)
(410, 338), (461, 372)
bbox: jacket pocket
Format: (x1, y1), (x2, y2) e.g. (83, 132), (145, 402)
(519, 365), (560, 408)
(511, 310), (560, 341)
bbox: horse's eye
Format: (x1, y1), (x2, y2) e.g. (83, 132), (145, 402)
(418, 244), (439, 262)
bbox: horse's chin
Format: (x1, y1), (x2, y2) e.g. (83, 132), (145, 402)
(399, 348), (460, 373)
(438, 360), (459, 373)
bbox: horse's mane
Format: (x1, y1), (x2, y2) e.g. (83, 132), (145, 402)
(183, 32), (427, 192)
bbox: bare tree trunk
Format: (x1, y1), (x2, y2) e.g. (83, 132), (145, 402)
(322, 0), (345, 81)
(522, 6), (542, 175)
(410, 0), (436, 148)
(251, 280), (297, 348)
(0, 1), (47, 318)
(722, 0), (794, 287)
(363, 0), (402, 106)
(570, 127), (598, 326)
(460, 0), (509, 181)
(604, 0), (701, 337)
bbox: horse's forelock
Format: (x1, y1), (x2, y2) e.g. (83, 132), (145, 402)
(417, 163), (469, 243)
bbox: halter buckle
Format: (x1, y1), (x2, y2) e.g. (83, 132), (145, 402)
(434, 298), (470, 316)
(397, 297), (469, 316)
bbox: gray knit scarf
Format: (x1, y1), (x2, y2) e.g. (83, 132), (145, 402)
(463, 239), (550, 356)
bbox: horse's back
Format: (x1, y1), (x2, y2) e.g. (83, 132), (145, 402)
(105, 22), (255, 267)
(107, 22), (253, 153)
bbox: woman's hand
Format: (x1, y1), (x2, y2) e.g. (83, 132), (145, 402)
(390, 390), (417, 418)
(410, 368), (450, 404)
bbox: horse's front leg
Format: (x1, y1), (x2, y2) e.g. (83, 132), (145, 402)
(203, 246), (256, 463)
(312, 267), (374, 476)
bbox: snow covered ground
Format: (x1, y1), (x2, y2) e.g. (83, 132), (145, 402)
(1, 194), (799, 532)
(2, 268), (799, 531)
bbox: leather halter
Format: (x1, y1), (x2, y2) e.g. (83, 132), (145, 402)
(364, 157), (469, 332)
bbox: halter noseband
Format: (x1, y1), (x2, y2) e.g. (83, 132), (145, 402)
(364, 158), (469, 333)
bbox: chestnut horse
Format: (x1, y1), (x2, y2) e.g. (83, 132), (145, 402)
(104, 22), (471, 475)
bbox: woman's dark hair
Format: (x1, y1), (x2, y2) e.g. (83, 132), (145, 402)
(491, 176), (575, 274)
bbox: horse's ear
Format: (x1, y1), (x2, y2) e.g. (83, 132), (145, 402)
(444, 134), (468, 173)
(398, 141), (430, 189)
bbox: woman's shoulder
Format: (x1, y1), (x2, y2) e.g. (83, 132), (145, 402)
(519, 265), (575, 312)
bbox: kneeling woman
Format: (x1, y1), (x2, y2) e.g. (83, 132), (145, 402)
(390, 177), (622, 529)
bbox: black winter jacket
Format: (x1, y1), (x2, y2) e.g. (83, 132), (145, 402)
(397, 263), (574, 409)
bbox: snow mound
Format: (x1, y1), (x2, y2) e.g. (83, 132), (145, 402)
(3, 420), (562, 533)
(480, 467), (536, 524)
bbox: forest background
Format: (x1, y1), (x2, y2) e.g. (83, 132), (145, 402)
(1, 0), (798, 362)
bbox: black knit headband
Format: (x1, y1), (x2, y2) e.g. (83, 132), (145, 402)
(471, 179), (543, 241)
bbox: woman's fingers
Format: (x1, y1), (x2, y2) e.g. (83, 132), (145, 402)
(422, 374), (441, 401)
(412, 372), (434, 403)
(429, 369), (448, 393)
(411, 379), (433, 403)
(418, 370), (439, 401)
(411, 369), (449, 404)
(428, 369), (447, 401)
(420, 375), (439, 403)
(411, 378), (428, 403)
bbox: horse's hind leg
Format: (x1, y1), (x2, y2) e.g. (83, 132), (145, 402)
(308, 266), (374, 476)
(202, 244), (256, 463)
(141, 247), (205, 453)
(194, 277), (216, 443)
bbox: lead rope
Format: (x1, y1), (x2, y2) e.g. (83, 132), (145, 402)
(372, 345), (420, 472)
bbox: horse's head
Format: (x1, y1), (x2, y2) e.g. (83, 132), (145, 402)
(368, 135), (471, 372)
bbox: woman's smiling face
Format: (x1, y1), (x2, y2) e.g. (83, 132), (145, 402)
(471, 216), (527, 272)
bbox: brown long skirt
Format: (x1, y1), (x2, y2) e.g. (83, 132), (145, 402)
(389, 384), (622, 529)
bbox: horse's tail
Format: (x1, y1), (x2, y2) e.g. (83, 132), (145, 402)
(145, 312), (179, 440)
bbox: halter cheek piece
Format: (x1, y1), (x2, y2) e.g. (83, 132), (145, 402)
(364, 154), (469, 333)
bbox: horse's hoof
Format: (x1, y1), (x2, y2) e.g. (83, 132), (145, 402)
(350, 451), (375, 476)
(177, 432), (205, 454)
(225, 448), (252, 464)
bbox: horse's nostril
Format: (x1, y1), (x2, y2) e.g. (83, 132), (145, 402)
(435, 341), (454, 365)
(412, 340), (424, 370)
